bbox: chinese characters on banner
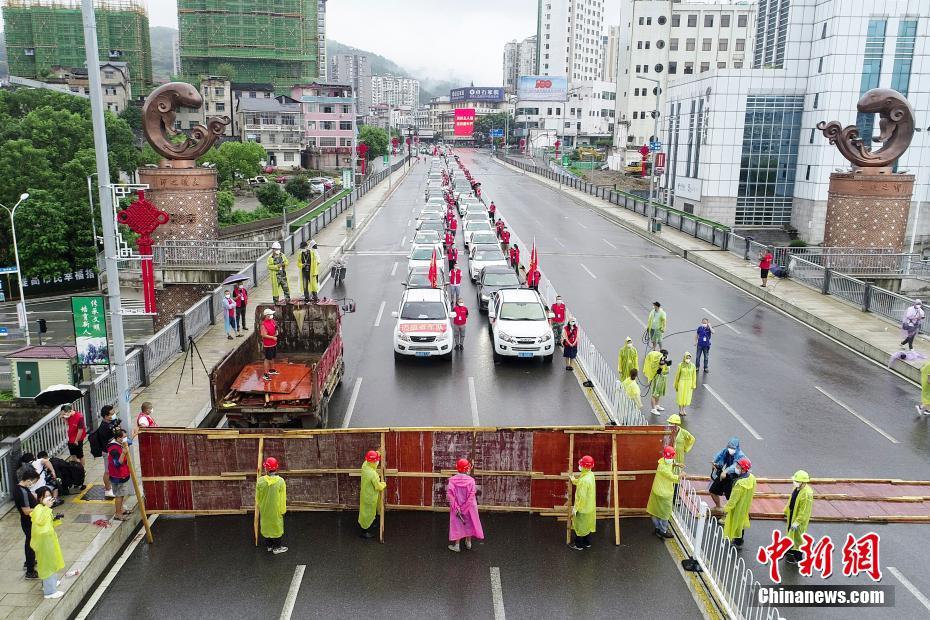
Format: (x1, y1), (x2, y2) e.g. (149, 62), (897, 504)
(453, 109), (476, 137)
(71, 295), (109, 366)
(757, 530), (882, 584)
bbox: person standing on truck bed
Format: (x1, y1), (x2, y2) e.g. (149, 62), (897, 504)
(267, 242), (291, 304)
(298, 240), (320, 304)
(261, 309), (280, 382)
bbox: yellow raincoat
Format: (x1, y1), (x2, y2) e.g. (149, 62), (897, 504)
(921, 361), (930, 406)
(358, 460), (386, 529)
(298, 248), (321, 294)
(622, 377), (642, 409)
(256, 474), (287, 539)
(673, 426), (695, 467)
(784, 484), (813, 550)
(30, 504), (64, 580)
(674, 360), (697, 407)
(646, 457), (679, 521)
(643, 350), (662, 382)
(571, 468), (596, 536)
(617, 342), (639, 380)
(267, 252), (290, 300)
(723, 473), (756, 540)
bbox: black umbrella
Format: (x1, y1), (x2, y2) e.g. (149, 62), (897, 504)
(222, 274), (250, 285)
(35, 384), (83, 407)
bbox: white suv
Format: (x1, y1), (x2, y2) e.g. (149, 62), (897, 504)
(392, 288), (453, 361)
(487, 289), (554, 363)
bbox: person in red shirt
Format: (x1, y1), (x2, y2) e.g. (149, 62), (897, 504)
(509, 244), (520, 273)
(449, 266), (462, 310)
(137, 402), (157, 429)
(260, 308), (279, 381)
(233, 283), (249, 332)
(526, 267), (540, 291)
(550, 295), (566, 345)
(452, 298), (469, 351)
(449, 217), (458, 235)
(488, 201), (496, 223)
(501, 228), (511, 255)
(60, 404), (86, 466)
(444, 230), (454, 249)
(496, 219), (505, 238)
(447, 245), (458, 271)
(758, 248), (774, 287)
(107, 427), (133, 521)
(562, 318), (579, 371)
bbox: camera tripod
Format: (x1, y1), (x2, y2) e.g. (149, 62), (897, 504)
(176, 336), (209, 394)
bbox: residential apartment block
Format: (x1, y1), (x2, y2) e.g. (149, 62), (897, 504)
(371, 74), (420, 108)
(239, 95), (304, 170)
(537, 0), (605, 83)
(330, 52), (372, 115)
(291, 82), (355, 171)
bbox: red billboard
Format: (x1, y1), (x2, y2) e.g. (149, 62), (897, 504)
(453, 108), (476, 137)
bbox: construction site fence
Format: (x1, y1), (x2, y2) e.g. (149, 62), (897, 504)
(138, 426), (672, 518)
(672, 475), (782, 620)
(0, 158), (410, 505)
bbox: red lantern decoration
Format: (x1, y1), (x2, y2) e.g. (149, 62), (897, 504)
(116, 190), (169, 314)
(356, 143), (369, 175)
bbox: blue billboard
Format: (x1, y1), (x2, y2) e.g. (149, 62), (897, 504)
(516, 76), (568, 101)
(450, 86), (505, 103)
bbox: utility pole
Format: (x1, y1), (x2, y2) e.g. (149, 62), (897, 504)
(82, 0), (132, 428)
(350, 89), (357, 229)
(387, 101), (392, 192)
(638, 76), (662, 219)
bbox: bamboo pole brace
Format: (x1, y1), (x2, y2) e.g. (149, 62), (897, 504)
(379, 432), (386, 544)
(611, 435), (621, 546)
(125, 446), (154, 544)
(688, 475), (930, 486)
(142, 475), (247, 482)
(253, 437), (264, 547)
(148, 509), (249, 515)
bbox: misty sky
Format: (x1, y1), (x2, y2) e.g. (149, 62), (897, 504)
(139, 0), (622, 84)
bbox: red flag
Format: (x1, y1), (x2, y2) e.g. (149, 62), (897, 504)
(428, 248), (438, 288)
(529, 237), (538, 273)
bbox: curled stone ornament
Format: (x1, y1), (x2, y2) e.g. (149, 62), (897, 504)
(816, 88), (915, 173)
(142, 82), (231, 167)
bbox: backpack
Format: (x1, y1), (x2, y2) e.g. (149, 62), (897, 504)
(88, 428), (104, 458)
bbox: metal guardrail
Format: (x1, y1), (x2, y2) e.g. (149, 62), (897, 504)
(152, 240), (273, 266)
(2, 158), (412, 501)
(672, 475), (782, 620)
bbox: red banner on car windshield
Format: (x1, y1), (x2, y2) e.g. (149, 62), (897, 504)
(399, 323), (448, 333)
(453, 109), (476, 136)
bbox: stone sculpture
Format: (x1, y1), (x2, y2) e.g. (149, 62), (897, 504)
(142, 82), (231, 167)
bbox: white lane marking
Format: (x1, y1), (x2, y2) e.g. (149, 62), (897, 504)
(622, 305), (647, 329)
(814, 386), (899, 444)
(889, 567), (930, 612)
(469, 377), (479, 426)
(701, 307), (742, 335)
(373, 301), (386, 327)
(640, 265), (664, 281)
(578, 222), (589, 229)
(579, 263), (597, 280)
(400, 236), (407, 247)
(407, 219), (411, 227)
(704, 385), (763, 441)
(279, 565), (306, 620)
(342, 378), (363, 428)
(602, 238), (617, 249)
(390, 261), (398, 277)
(553, 238), (566, 247)
(490, 567), (506, 620)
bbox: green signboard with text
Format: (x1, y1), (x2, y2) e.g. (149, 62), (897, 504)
(71, 295), (109, 365)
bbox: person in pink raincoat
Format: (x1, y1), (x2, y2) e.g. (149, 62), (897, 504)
(447, 458), (484, 552)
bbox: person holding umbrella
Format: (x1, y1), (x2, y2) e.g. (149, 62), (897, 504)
(232, 281), (249, 333)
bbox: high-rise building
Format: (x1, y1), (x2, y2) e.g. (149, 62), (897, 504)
(753, 0), (790, 69)
(2, 0), (153, 95)
(662, 0), (929, 242)
(371, 74), (420, 108)
(519, 35), (538, 76)
(503, 40), (519, 92)
(601, 25), (620, 82)
(611, 0), (756, 152)
(536, 0), (605, 83)
(179, 0), (326, 94)
(330, 52), (371, 115)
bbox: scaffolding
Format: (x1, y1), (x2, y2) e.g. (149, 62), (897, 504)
(178, 0), (321, 93)
(2, 0), (153, 96)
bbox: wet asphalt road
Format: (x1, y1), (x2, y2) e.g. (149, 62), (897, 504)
(87, 512), (699, 620)
(320, 159), (597, 428)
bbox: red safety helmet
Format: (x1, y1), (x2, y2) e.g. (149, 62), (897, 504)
(662, 446), (676, 459)
(456, 458), (471, 473)
(365, 450), (380, 463)
(736, 457), (751, 472)
(263, 457), (279, 472)
(578, 455), (595, 469)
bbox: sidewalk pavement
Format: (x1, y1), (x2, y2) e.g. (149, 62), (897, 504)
(0, 162), (415, 620)
(494, 156), (927, 386)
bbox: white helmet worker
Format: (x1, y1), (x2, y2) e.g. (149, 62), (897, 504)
(271, 241), (282, 250)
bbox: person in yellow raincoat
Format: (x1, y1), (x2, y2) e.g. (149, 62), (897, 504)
(359, 450), (386, 539)
(644, 349), (670, 415)
(622, 368), (643, 411)
(31, 487), (64, 599)
(297, 240), (321, 303)
(723, 457), (756, 548)
(666, 414), (695, 467)
(919, 361), (930, 416)
(256, 457), (288, 554)
(673, 352), (697, 416)
(569, 455), (596, 550)
(617, 337), (639, 380)
(267, 242), (291, 303)
(646, 446), (679, 539)
(784, 470), (813, 564)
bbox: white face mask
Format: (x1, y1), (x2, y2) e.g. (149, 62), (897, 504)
(42, 495), (53, 507)
(664, 458), (673, 465)
(727, 448), (736, 455)
(793, 481), (801, 489)
(734, 467), (742, 476)
(225, 294), (231, 298)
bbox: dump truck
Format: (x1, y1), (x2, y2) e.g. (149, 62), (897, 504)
(211, 302), (345, 428)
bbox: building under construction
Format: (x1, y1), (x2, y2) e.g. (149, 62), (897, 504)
(178, 0), (327, 95)
(2, 0), (153, 96)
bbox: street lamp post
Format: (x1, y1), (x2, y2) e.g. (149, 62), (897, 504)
(0, 193), (30, 345)
(637, 76), (662, 220)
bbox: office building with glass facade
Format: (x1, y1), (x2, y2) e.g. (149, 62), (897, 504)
(663, 0), (928, 242)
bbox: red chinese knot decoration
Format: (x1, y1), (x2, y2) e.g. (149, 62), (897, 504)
(117, 190), (169, 314)
(356, 143), (369, 175)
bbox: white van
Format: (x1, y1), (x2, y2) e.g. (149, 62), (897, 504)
(392, 288), (453, 361)
(487, 289), (554, 363)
